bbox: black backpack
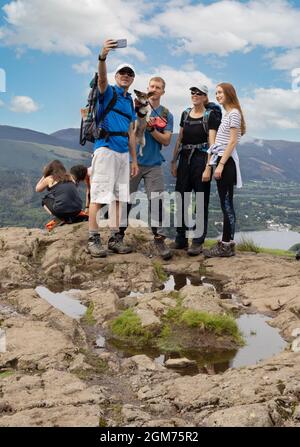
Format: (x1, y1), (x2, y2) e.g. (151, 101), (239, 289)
(182, 102), (222, 134)
(79, 73), (133, 146)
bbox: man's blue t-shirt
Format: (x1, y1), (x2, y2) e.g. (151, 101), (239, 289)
(94, 84), (136, 153)
(136, 106), (173, 166)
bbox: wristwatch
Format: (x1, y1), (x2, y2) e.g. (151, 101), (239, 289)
(98, 55), (106, 61)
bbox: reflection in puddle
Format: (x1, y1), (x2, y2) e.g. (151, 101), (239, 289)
(232, 314), (287, 368)
(35, 286), (87, 320)
(96, 335), (106, 348)
(163, 274), (201, 291)
(155, 315), (286, 374)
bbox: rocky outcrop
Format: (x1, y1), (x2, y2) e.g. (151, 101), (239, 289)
(0, 223), (300, 427)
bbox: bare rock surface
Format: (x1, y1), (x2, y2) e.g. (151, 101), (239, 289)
(0, 224), (299, 426)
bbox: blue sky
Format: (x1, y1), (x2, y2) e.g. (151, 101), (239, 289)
(1, 0), (300, 141)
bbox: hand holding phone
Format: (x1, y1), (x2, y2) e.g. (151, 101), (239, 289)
(115, 39), (127, 49)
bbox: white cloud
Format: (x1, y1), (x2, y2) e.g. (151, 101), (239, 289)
(241, 88), (300, 134)
(72, 60), (95, 74)
(9, 96), (39, 113)
(149, 0), (300, 57)
(271, 49), (300, 70)
(0, 0), (151, 57)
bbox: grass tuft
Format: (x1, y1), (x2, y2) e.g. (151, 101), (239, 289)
(110, 309), (152, 343)
(153, 261), (168, 282)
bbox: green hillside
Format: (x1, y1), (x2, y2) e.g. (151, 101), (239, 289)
(0, 139), (90, 171)
(0, 140), (90, 228)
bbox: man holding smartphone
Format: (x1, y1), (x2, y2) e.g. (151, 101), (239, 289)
(87, 39), (139, 257)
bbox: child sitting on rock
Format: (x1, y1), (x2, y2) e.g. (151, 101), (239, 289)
(36, 160), (87, 229)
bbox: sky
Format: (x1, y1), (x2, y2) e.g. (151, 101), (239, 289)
(1, 0), (300, 141)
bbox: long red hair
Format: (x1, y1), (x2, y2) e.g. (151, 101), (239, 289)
(218, 83), (246, 135)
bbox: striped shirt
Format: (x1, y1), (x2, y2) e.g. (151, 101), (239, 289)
(215, 108), (241, 146)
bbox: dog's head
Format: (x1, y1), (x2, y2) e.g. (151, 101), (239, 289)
(134, 89), (154, 106)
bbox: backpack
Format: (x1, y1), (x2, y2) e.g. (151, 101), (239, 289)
(79, 73), (134, 146)
(182, 102), (222, 134)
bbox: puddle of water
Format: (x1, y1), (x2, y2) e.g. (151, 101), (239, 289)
(110, 273), (287, 375)
(96, 335), (106, 348)
(232, 314), (287, 368)
(163, 274), (202, 291)
(148, 314), (287, 375)
(35, 286), (87, 320)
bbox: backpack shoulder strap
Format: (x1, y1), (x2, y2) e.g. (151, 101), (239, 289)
(182, 107), (192, 125)
(202, 109), (211, 134)
(98, 86), (118, 123)
(160, 106), (169, 122)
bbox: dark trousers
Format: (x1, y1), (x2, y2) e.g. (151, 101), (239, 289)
(175, 150), (211, 245)
(216, 157), (237, 242)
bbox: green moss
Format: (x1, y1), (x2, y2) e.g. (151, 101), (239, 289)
(181, 309), (243, 342)
(82, 302), (96, 326)
(74, 349), (108, 380)
(0, 371), (14, 379)
(104, 263), (114, 274)
(110, 309), (153, 344)
(259, 247), (293, 257)
(204, 239), (217, 249)
(198, 264), (207, 275)
(236, 238), (260, 253)
(162, 305), (243, 345)
(98, 417), (108, 427)
(153, 261), (168, 282)
(167, 291), (181, 301)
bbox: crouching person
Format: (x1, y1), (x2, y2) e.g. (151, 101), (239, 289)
(36, 160), (83, 224)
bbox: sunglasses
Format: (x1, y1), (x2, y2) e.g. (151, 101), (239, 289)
(191, 90), (206, 96)
(118, 69), (135, 77)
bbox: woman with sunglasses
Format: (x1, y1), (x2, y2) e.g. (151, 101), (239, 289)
(171, 85), (221, 255)
(204, 82), (246, 258)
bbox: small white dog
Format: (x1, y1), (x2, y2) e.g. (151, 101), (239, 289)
(134, 89), (154, 156)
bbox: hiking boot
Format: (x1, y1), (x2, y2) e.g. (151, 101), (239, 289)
(230, 241), (236, 256)
(203, 241), (235, 258)
(187, 243), (203, 256)
(170, 239), (188, 250)
(86, 234), (107, 258)
(108, 235), (132, 254)
(154, 236), (173, 260)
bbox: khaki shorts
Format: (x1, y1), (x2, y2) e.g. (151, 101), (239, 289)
(90, 147), (130, 204)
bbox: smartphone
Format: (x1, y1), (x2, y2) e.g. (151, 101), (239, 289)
(115, 39), (127, 49)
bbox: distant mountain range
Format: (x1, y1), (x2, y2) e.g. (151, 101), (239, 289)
(1, 124), (300, 183)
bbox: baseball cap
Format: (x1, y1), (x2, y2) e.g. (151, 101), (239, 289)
(115, 63), (135, 75)
(189, 84), (208, 95)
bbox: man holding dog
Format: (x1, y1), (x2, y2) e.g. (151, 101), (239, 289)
(118, 77), (174, 260)
(87, 39), (139, 257)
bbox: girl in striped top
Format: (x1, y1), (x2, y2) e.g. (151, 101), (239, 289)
(204, 83), (246, 258)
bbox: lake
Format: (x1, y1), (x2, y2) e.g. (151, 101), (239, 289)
(233, 230), (300, 250)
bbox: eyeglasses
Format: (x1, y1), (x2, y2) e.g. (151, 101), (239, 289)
(191, 90), (206, 96)
(118, 69), (135, 77)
